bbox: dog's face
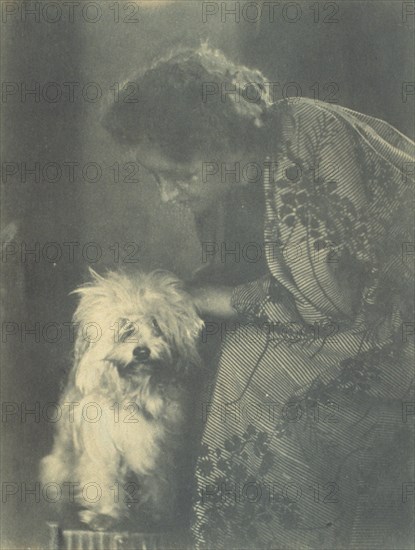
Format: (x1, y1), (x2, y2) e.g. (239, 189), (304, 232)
(104, 314), (170, 375)
(71, 270), (204, 393)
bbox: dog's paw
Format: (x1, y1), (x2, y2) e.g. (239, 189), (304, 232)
(79, 510), (116, 532)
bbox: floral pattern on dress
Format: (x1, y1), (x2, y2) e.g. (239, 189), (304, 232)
(193, 426), (301, 549)
(192, 99), (415, 549)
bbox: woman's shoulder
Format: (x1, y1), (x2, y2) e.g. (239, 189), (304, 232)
(271, 98), (415, 157)
(268, 98), (342, 150)
(273, 96), (337, 113)
(271, 97), (391, 132)
(271, 97), (346, 128)
(272, 98), (414, 148)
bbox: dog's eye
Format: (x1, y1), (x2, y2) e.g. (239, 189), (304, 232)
(152, 318), (162, 336)
(122, 326), (136, 339)
(119, 319), (137, 341)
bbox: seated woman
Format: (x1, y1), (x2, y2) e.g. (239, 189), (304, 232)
(103, 45), (414, 549)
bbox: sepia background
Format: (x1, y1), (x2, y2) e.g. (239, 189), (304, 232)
(1, 1), (414, 547)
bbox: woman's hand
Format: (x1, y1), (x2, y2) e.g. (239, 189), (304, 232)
(186, 283), (237, 319)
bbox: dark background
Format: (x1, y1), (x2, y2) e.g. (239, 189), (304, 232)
(1, 1), (414, 548)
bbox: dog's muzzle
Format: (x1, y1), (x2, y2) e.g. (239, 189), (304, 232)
(132, 346), (151, 361)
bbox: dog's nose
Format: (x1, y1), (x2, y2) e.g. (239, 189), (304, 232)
(133, 346), (150, 361)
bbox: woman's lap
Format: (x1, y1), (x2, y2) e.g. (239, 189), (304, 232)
(192, 325), (414, 549)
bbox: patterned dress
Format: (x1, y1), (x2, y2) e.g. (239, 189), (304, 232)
(191, 99), (415, 549)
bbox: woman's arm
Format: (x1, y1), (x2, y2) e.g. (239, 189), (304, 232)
(186, 274), (277, 320)
(186, 283), (237, 319)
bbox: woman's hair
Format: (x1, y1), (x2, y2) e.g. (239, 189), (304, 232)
(102, 43), (273, 162)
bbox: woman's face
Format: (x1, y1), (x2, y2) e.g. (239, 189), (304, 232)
(137, 146), (246, 215)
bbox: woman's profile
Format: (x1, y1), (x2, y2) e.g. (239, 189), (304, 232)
(103, 44), (415, 549)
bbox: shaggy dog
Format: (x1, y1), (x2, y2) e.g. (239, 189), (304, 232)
(40, 269), (203, 531)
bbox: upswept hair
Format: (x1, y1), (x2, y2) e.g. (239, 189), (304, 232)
(102, 43), (273, 162)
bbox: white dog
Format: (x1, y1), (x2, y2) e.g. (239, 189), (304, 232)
(40, 269), (204, 531)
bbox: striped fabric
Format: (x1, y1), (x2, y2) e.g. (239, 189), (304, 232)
(191, 99), (415, 549)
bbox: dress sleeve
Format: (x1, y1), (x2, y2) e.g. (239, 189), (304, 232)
(230, 100), (360, 325)
(230, 274), (272, 320)
(230, 273), (304, 325)
(231, 98), (414, 331)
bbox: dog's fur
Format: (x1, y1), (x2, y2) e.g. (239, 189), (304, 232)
(40, 269), (203, 531)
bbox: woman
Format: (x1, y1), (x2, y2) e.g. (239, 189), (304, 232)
(104, 45), (414, 549)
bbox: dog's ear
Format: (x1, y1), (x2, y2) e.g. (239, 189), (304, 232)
(72, 322), (91, 371)
(62, 320), (91, 394)
(69, 269), (104, 299)
(169, 298), (205, 372)
(88, 267), (105, 283)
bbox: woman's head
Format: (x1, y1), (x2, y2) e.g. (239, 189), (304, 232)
(103, 43), (272, 162)
(102, 44), (273, 212)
